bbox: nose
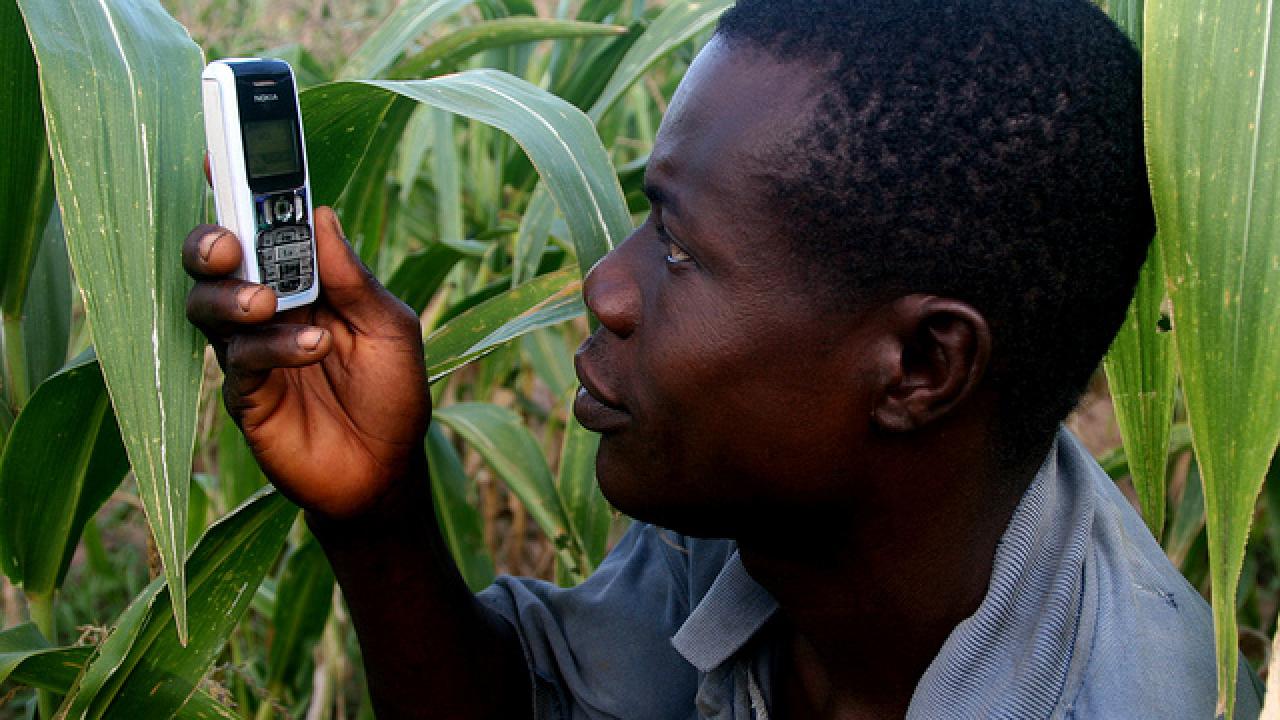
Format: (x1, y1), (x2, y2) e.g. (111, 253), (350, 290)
(582, 241), (642, 339)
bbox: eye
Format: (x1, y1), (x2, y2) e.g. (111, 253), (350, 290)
(656, 221), (693, 265)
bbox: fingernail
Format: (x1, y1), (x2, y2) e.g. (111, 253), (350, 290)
(297, 328), (324, 351)
(237, 285), (263, 312)
(198, 231), (222, 261)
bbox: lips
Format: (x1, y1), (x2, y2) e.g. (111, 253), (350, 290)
(573, 351), (631, 433)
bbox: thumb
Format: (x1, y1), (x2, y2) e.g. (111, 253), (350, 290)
(313, 206), (396, 327)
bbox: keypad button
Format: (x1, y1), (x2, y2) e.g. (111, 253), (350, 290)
(273, 196), (295, 224)
(265, 264), (280, 281)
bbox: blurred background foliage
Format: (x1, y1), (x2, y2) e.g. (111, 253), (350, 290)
(1, 0), (1278, 718)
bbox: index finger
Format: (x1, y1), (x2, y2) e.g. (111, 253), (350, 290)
(183, 224), (244, 280)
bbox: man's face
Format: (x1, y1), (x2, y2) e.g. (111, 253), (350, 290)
(573, 38), (886, 538)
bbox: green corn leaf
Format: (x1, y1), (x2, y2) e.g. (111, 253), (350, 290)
(393, 17), (627, 79)
(0, 0), (52, 313)
(0, 0), (55, 409)
(16, 0), (207, 642)
(335, 103), (414, 269)
(1145, 0), (1280, 714)
(0, 625), (235, 719)
(588, 0), (732, 123)
(431, 108), (467, 249)
(336, 0), (475, 81)
(59, 489), (295, 719)
(301, 70), (632, 280)
(24, 208), (73, 391)
(576, 0), (626, 24)
(300, 84), (400, 207)
(426, 267), (584, 382)
(9, 646), (93, 695)
(387, 244), (466, 315)
(267, 537), (334, 691)
(557, 414), (610, 573)
(426, 423), (495, 591)
(521, 327), (576, 400)
(214, 401), (267, 513)
(434, 402), (589, 580)
(1102, 0), (1144, 48)
(396, 105), (435, 204)
(0, 623), (65, 686)
(513, 184), (557, 286)
(553, 21), (644, 115)
(1103, 249), (1176, 539)
(1096, 421), (1191, 480)
(58, 581), (165, 720)
(1167, 458), (1208, 571)
(0, 354), (129, 597)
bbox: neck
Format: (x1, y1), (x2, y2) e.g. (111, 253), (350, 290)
(735, 436), (1046, 719)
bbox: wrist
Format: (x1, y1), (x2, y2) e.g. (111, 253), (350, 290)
(304, 449), (432, 544)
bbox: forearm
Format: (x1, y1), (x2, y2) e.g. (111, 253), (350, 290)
(307, 452), (532, 720)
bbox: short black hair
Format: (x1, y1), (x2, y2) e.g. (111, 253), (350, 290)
(717, 0), (1153, 451)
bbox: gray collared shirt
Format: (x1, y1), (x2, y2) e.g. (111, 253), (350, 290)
(479, 428), (1264, 718)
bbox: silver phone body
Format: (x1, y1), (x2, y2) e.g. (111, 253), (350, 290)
(202, 58), (319, 309)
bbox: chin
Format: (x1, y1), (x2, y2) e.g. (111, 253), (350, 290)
(595, 445), (744, 540)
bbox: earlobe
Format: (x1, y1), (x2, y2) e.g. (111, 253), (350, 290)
(871, 296), (992, 433)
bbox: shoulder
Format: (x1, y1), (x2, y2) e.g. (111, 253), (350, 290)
(1062, 436), (1262, 719)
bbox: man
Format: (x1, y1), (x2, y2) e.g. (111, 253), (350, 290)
(184, 0), (1264, 717)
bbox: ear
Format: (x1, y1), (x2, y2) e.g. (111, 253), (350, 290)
(871, 295), (992, 433)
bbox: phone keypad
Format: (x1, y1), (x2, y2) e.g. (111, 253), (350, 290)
(254, 189), (313, 296)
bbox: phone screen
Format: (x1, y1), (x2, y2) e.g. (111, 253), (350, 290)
(244, 118), (300, 179)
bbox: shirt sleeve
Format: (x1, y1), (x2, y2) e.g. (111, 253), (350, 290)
(476, 522), (708, 720)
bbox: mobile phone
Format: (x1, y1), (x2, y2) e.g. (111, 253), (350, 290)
(201, 58), (318, 309)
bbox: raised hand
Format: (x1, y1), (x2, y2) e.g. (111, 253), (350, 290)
(183, 207), (430, 520)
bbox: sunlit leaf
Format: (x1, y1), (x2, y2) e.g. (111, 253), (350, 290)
(513, 185), (557, 286)
(1103, 250), (1176, 538)
(521, 327), (575, 400)
(60, 490), (295, 718)
(1146, 0), (1280, 713)
(556, 414), (609, 574)
(394, 17), (626, 79)
(588, 0), (731, 122)
(426, 268), (584, 382)
(17, 0), (207, 641)
(426, 424), (495, 591)
(336, 0), (474, 81)
(435, 403), (589, 579)
(301, 70), (632, 280)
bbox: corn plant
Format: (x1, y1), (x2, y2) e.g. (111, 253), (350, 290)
(1, 0), (1277, 717)
(1096, 1), (1280, 716)
(0, 0), (727, 716)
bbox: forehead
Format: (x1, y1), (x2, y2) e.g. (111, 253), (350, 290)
(647, 37), (824, 207)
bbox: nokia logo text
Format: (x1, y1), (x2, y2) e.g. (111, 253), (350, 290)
(253, 93), (279, 102)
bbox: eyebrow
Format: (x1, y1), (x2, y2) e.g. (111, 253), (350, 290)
(642, 182), (681, 217)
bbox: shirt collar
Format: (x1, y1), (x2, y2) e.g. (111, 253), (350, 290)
(669, 427), (1096, 719)
(671, 550), (779, 673)
(907, 428), (1096, 718)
